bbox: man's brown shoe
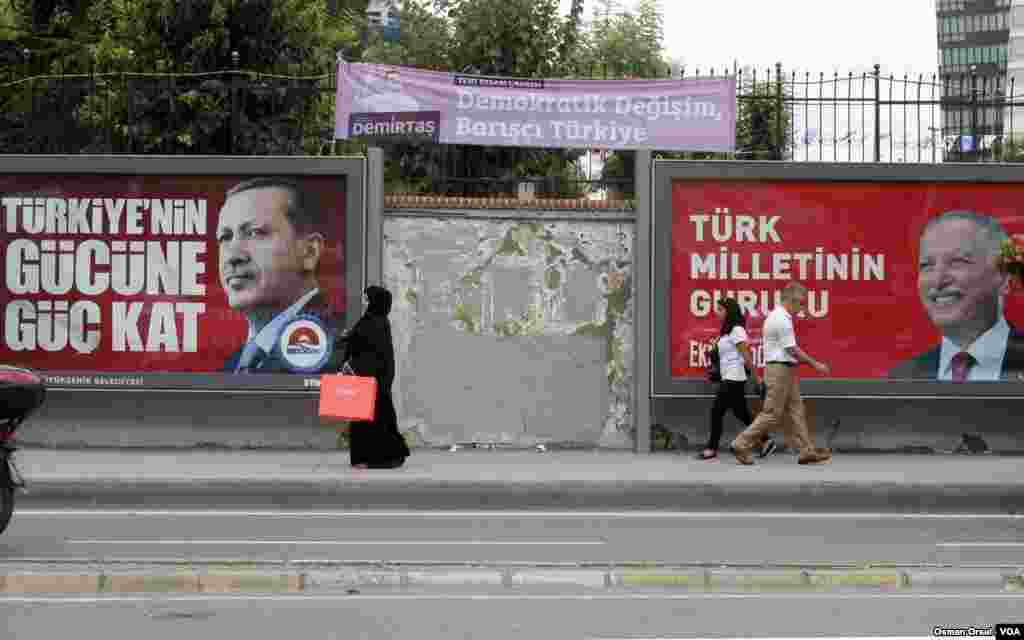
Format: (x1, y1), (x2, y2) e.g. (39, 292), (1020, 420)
(798, 449), (832, 465)
(731, 444), (755, 465)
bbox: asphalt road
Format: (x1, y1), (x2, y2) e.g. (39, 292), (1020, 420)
(2, 509), (1023, 567)
(2, 592), (1021, 639)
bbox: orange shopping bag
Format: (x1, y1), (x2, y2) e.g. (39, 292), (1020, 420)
(319, 363), (377, 422)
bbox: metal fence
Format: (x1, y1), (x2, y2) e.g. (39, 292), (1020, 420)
(2, 61), (1022, 196)
(0, 63), (339, 156)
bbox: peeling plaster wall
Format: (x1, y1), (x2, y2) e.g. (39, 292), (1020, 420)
(384, 212), (635, 449)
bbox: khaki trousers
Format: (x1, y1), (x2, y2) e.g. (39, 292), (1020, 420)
(733, 363), (816, 455)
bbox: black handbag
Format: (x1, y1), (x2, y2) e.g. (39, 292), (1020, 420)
(706, 345), (722, 383)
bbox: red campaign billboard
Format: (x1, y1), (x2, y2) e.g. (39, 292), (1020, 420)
(670, 180), (1024, 384)
(0, 165), (360, 391)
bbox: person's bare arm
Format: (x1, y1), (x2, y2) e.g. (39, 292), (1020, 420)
(737, 342), (760, 385)
(785, 345), (830, 375)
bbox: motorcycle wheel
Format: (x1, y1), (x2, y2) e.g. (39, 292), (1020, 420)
(0, 486), (13, 535)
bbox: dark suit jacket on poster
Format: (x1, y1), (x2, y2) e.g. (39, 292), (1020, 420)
(888, 328), (1024, 381)
(222, 293), (346, 375)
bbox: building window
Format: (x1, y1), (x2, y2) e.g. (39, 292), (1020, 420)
(1012, 37), (1024, 61)
(938, 0), (968, 13)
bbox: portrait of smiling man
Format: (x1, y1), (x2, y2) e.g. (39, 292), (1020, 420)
(889, 210), (1024, 381)
(217, 177), (344, 374)
(353, 68), (422, 114)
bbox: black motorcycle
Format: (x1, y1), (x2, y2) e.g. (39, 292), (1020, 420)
(0, 366), (45, 535)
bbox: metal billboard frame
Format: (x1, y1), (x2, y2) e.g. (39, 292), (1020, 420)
(0, 155), (367, 393)
(651, 160), (1024, 399)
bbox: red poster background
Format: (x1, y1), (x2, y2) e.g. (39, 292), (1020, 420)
(671, 180), (1024, 379)
(0, 174), (346, 373)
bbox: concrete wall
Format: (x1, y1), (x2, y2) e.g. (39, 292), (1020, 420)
(653, 396), (1024, 454)
(21, 384), (1023, 453)
(21, 391), (337, 450)
(382, 210), (636, 449)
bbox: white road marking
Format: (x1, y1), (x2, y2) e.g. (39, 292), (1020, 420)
(65, 539), (606, 546)
(937, 542), (1024, 547)
(0, 594), (1018, 603)
(15, 509), (1024, 519)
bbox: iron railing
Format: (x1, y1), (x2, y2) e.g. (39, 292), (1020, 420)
(3, 61), (1023, 197)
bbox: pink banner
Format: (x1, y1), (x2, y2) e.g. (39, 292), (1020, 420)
(335, 63), (736, 152)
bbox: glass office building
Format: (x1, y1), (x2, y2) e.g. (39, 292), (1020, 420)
(936, 0), (1024, 158)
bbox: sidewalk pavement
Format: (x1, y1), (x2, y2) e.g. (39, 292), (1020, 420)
(11, 447), (1024, 513)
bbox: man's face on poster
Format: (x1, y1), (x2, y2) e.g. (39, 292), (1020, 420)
(217, 187), (316, 314)
(917, 217), (1007, 339)
(383, 70), (402, 93)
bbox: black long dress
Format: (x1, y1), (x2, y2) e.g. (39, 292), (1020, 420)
(342, 286), (410, 468)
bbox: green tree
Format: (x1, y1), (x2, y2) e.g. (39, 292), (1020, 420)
(557, 0), (585, 75)
(363, 0), (599, 196)
(575, 0), (667, 79)
(446, 0), (561, 77)
(734, 70), (793, 160)
(2, 0), (361, 154)
(361, 0), (451, 70)
(993, 137), (1024, 162)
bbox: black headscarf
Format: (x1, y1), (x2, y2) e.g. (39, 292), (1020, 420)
(365, 285), (392, 316)
(346, 285), (395, 385)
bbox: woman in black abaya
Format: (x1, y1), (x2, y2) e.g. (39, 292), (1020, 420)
(343, 286), (410, 469)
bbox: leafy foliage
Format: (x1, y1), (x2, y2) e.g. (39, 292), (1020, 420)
(1, 0), (672, 167)
(993, 137), (1024, 162)
(735, 79), (794, 160)
(445, 0), (561, 77)
(571, 0), (667, 79)
(360, 0), (450, 70)
(2, 0), (360, 154)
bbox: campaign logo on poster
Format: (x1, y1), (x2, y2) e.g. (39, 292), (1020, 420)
(349, 111), (441, 142)
(279, 315), (332, 372)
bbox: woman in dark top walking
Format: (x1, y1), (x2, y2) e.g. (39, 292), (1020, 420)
(698, 297), (775, 461)
(343, 285), (410, 469)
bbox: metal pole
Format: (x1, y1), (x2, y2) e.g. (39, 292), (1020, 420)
(23, 49), (33, 153)
(365, 147), (385, 287)
(126, 50), (135, 154)
(1011, 76), (1017, 154)
(633, 149), (652, 454)
(775, 62), (784, 160)
(970, 65), (978, 162)
(873, 64), (881, 162)
(230, 50), (241, 155)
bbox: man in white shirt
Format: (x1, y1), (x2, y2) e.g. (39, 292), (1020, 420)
(730, 282), (833, 465)
(889, 211), (1024, 381)
(217, 178), (345, 374)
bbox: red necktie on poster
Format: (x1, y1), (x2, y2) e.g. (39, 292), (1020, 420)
(950, 351), (976, 382)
